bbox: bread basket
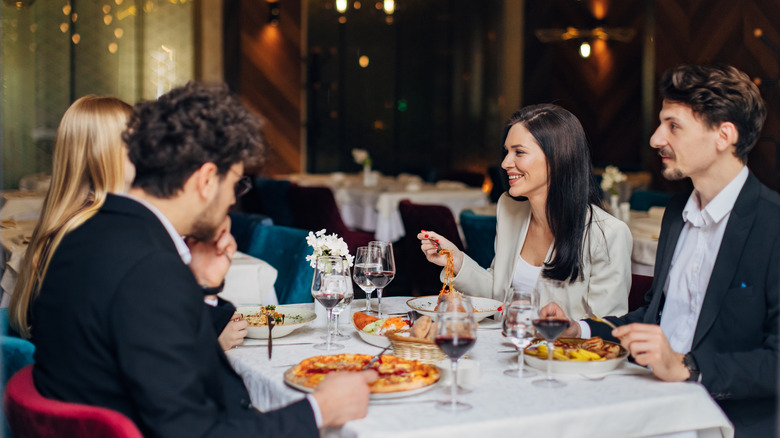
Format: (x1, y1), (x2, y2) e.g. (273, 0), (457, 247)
(385, 330), (447, 364)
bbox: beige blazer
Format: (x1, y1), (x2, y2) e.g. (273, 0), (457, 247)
(451, 194), (632, 320)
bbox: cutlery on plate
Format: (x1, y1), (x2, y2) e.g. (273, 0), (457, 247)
(581, 297), (618, 331)
(267, 309), (275, 359)
(362, 345), (392, 370)
(579, 370), (651, 381)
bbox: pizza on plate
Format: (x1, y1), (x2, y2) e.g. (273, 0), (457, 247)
(285, 354), (440, 393)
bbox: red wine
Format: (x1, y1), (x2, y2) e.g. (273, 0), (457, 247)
(532, 319), (568, 341)
(435, 336), (476, 359)
(366, 271), (395, 288)
(316, 293), (344, 309)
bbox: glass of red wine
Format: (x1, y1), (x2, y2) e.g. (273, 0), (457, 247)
(502, 287), (538, 378)
(311, 256), (349, 351)
(532, 280), (571, 388)
(435, 295), (477, 412)
(366, 241), (395, 318)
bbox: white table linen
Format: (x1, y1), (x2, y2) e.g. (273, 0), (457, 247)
(226, 297), (732, 438)
(219, 251), (279, 306)
(282, 174), (489, 242)
(628, 208), (664, 276)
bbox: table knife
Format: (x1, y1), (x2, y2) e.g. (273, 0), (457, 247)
(267, 311), (275, 359)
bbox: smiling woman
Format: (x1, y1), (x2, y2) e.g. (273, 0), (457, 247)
(418, 104), (633, 321)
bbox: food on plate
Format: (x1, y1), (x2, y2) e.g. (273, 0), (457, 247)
(525, 337), (624, 361)
(285, 354), (440, 393)
(434, 249), (468, 312)
(352, 312), (379, 331)
(362, 317), (409, 335)
(244, 305), (294, 327)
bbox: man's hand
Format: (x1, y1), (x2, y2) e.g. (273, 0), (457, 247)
(416, 231), (464, 274)
(218, 313), (248, 350)
(539, 302), (580, 338)
(188, 216), (236, 288)
(612, 323), (689, 381)
(313, 371), (378, 427)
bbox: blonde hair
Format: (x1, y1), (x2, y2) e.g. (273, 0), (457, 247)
(9, 95), (132, 338)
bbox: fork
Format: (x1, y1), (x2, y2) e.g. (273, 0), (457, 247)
(428, 238), (443, 253)
(581, 297), (617, 330)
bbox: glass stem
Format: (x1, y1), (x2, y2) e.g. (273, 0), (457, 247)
(450, 359), (458, 408)
(333, 313), (341, 336)
(517, 347), (524, 376)
(364, 290), (373, 312)
(326, 308), (334, 349)
(546, 340), (554, 381)
(377, 287), (384, 318)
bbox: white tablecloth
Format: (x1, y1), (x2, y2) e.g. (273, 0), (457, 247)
(283, 174), (489, 242)
(220, 251), (279, 305)
(226, 297), (732, 438)
(628, 208), (664, 276)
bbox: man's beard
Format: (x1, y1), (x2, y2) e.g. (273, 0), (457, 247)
(189, 216), (218, 242)
(659, 147), (685, 181)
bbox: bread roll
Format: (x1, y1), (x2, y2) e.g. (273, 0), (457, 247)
(410, 315), (432, 338)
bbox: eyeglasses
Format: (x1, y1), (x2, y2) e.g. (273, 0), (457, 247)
(227, 168), (252, 198)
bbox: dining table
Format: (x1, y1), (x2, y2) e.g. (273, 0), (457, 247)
(280, 173), (490, 242)
(226, 297), (733, 438)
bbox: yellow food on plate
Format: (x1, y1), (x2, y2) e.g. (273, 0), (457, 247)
(525, 337), (621, 362)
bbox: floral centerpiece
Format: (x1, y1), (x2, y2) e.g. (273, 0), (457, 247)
(600, 165), (627, 216)
(352, 148), (375, 186)
(306, 229), (354, 268)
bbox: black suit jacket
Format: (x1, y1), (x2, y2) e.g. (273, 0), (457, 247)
(31, 195), (318, 438)
(590, 172), (779, 437)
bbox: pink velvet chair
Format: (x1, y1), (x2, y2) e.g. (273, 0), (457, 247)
(3, 365), (143, 438)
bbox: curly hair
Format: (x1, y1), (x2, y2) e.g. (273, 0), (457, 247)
(123, 82), (265, 198)
(659, 64), (766, 163)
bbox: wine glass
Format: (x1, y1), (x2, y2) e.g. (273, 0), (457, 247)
(502, 287), (538, 378)
(352, 246), (379, 314)
(328, 265), (353, 341)
(434, 295), (477, 412)
(311, 256), (348, 351)
(532, 280), (571, 388)
(366, 241), (395, 318)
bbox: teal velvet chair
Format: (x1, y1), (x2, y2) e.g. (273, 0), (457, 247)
(2, 308), (36, 438)
(245, 224), (315, 305)
(459, 209), (497, 270)
(629, 190), (673, 211)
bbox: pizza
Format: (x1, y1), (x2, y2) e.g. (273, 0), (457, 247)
(284, 354), (440, 393)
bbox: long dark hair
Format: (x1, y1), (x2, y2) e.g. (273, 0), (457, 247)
(504, 104), (602, 283)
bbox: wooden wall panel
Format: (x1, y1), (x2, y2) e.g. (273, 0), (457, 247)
(654, 0), (780, 191)
(226, 0), (303, 176)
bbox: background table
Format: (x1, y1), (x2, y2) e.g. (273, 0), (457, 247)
(226, 297), (732, 438)
(219, 251), (279, 305)
(282, 174), (489, 242)
(628, 208), (664, 276)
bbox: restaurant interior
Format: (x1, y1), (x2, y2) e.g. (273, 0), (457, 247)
(1, 1), (779, 436)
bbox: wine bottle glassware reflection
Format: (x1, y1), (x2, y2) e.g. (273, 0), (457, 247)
(366, 241), (395, 318)
(531, 280), (571, 388)
(311, 256), (348, 351)
(502, 287), (538, 378)
(352, 246), (379, 314)
(435, 295), (476, 412)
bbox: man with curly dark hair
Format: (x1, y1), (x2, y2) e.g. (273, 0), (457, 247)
(31, 82), (376, 437)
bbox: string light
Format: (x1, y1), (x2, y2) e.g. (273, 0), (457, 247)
(579, 41), (591, 58)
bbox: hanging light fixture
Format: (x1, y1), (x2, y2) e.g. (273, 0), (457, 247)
(579, 41), (591, 58)
(335, 0), (348, 14)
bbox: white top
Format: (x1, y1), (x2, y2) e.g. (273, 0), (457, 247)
(511, 254), (542, 293)
(660, 166), (748, 353)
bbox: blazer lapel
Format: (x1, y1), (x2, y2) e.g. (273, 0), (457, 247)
(692, 174), (759, 349)
(494, 197), (531, 301)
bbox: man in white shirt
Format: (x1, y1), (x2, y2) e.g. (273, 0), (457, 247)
(552, 64), (779, 437)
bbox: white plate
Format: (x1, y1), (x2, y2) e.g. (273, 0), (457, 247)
(523, 339), (629, 374)
(406, 296), (503, 322)
(284, 368), (440, 399)
(237, 306), (316, 339)
(352, 321), (392, 348)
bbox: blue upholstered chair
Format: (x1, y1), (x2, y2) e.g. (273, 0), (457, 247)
(2, 308), (36, 438)
(246, 225), (315, 305)
(228, 212), (273, 253)
(459, 209), (497, 270)
(629, 190), (673, 212)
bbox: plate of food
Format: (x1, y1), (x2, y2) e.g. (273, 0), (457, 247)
(352, 312), (411, 348)
(524, 337), (629, 374)
(237, 305), (316, 339)
(406, 294), (503, 322)
(283, 353), (441, 399)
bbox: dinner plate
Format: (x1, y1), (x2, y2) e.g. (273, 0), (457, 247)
(237, 306), (316, 339)
(523, 338), (629, 374)
(406, 296), (502, 322)
(352, 319), (391, 348)
(283, 368), (440, 399)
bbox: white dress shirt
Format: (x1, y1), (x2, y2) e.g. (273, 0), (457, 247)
(660, 166), (748, 353)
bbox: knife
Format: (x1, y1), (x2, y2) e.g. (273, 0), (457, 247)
(234, 342), (313, 349)
(362, 345), (392, 370)
(267, 310), (275, 359)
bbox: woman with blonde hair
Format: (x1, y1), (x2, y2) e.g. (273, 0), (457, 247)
(9, 95), (133, 339)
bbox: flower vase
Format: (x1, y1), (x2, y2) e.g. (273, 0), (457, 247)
(363, 164), (373, 186)
(609, 194), (620, 217)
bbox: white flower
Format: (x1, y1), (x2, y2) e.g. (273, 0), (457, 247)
(600, 165), (626, 196)
(351, 148), (371, 167)
(305, 229), (354, 268)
